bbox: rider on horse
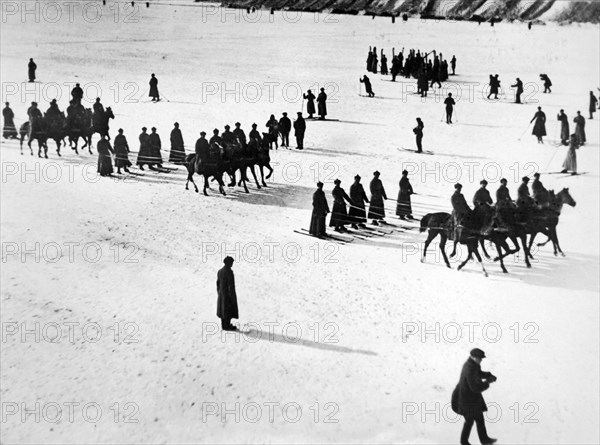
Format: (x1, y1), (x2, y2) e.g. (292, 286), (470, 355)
(532, 173), (549, 208)
(451, 183), (472, 241)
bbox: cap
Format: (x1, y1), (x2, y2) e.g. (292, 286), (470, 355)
(174, 122), (179, 126)
(480, 179), (488, 185)
(470, 348), (486, 359)
(522, 176), (529, 182)
(151, 126), (156, 131)
(534, 173), (540, 178)
(373, 170), (380, 176)
(142, 126), (147, 130)
(251, 123), (257, 127)
(334, 178), (341, 184)
(283, 112), (287, 116)
(200, 131), (206, 136)
(118, 128), (123, 132)
(224, 125), (230, 129)
(354, 174), (361, 180)
(455, 183), (462, 189)
(316, 181), (323, 187)
(500, 178), (507, 184)
(402, 170), (408, 175)
(223, 256), (234, 265)
(235, 122), (241, 126)
(297, 112), (302, 115)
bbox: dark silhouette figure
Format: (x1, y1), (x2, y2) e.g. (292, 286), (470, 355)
(28, 58), (37, 82)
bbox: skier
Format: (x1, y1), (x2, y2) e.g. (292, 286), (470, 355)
(511, 78), (524, 103)
(317, 88), (327, 120)
(589, 91), (598, 119)
(366, 47), (374, 72)
(444, 93), (456, 124)
(71, 83), (83, 104)
(574, 111), (586, 145)
(360, 75), (375, 97)
(114, 128), (132, 174)
(395, 170), (414, 220)
(169, 122), (186, 164)
(97, 134), (114, 177)
(557, 109), (569, 145)
(278, 112), (291, 148)
(540, 74), (552, 93)
(329, 179), (353, 233)
(309, 181), (330, 237)
(2, 102), (18, 139)
(28, 58), (37, 82)
(450, 55), (456, 75)
(531, 106), (546, 144)
(265, 114), (279, 150)
(149, 127), (163, 169)
(349, 175), (369, 229)
(413, 117), (424, 153)
(149, 73), (160, 102)
(136, 127), (152, 170)
(303, 90), (316, 119)
(368, 171), (387, 225)
(561, 133), (579, 175)
(371, 47), (378, 73)
(216, 256), (239, 331)
(390, 55), (400, 82)
(294, 112), (306, 150)
(451, 348), (497, 445)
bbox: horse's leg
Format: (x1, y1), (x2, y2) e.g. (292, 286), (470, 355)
(228, 169), (236, 187)
(203, 175), (209, 196)
(457, 247), (472, 271)
(527, 232), (538, 258)
(19, 135), (24, 155)
(494, 241), (508, 273)
(472, 246), (488, 277)
(479, 238), (491, 259)
(549, 226), (564, 257)
(439, 233), (451, 268)
(55, 139), (61, 157)
(88, 135), (93, 154)
(259, 165), (267, 187)
(265, 162), (273, 179)
(449, 239), (458, 258)
(248, 164), (261, 189)
(43, 141), (48, 159)
(217, 175), (226, 196)
(421, 230), (436, 263)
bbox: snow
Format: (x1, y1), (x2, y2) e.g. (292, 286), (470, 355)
(1, 2), (599, 444)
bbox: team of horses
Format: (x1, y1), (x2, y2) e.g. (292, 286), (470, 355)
(185, 133), (274, 196)
(19, 107), (114, 158)
(420, 188), (577, 276)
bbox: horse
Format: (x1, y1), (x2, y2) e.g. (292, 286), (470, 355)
(44, 111), (68, 156)
(68, 107), (93, 154)
(249, 133), (274, 187)
(487, 203), (533, 271)
(19, 116), (48, 158)
(420, 209), (493, 277)
(222, 138), (262, 193)
(527, 188), (576, 257)
(185, 143), (227, 196)
(85, 107), (115, 150)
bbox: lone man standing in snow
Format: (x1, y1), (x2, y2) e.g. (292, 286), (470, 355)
(28, 58), (37, 82)
(413, 117), (424, 152)
(511, 77), (524, 103)
(294, 112), (306, 150)
(317, 88), (327, 120)
(444, 93), (456, 124)
(216, 256), (239, 331)
(149, 73), (160, 102)
(451, 348), (497, 445)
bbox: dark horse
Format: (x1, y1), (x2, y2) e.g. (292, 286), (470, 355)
(85, 107), (115, 152)
(185, 143), (227, 196)
(248, 133), (274, 186)
(420, 208), (493, 277)
(19, 115), (48, 158)
(222, 138), (262, 193)
(527, 188), (576, 257)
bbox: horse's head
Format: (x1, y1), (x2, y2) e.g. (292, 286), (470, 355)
(558, 187), (576, 208)
(105, 107), (114, 119)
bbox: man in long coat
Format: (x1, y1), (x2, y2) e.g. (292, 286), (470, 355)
(451, 183), (471, 240)
(360, 75), (375, 97)
(557, 109), (569, 145)
(396, 170), (414, 219)
(573, 111), (586, 145)
(149, 127), (163, 168)
(28, 58), (37, 82)
(329, 179), (353, 232)
(114, 128), (132, 174)
(349, 175), (369, 228)
(303, 90), (316, 118)
(2, 102), (18, 139)
(71, 83), (84, 104)
(294, 112), (306, 150)
(531, 106), (546, 144)
(194, 131), (210, 170)
(278, 113), (291, 148)
(216, 256), (239, 331)
(309, 181), (330, 236)
(136, 127), (153, 169)
(473, 180), (493, 207)
(149, 73), (160, 101)
(96, 134), (114, 177)
(511, 77), (523, 103)
(317, 88), (327, 120)
(451, 348), (497, 445)
(589, 91), (598, 119)
(169, 122), (186, 164)
(368, 171), (387, 225)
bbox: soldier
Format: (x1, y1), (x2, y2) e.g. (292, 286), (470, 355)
(136, 127), (152, 170)
(495, 178), (512, 208)
(216, 256), (239, 331)
(114, 128), (131, 174)
(96, 134), (114, 177)
(149, 127), (163, 169)
(195, 131), (210, 168)
(329, 179), (353, 233)
(303, 90), (316, 119)
(294, 112), (306, 150)
(28, 58), (37, 82)
(310, 182), (330, 237)
(27, 101), (42, 119)
(451, 348), (497, 445)
(451, 183), (471, 229)
(3, 102), (18, 139)
(573, 111), (586, 145)
(487, 74), (500, 100)
(444, 93), (456, 124)
(221, 124), (234, 145)
(531, 173), (548, 206)
(317, 88), (327, 120)
(360, 75), (375, 97)
(368, 171), (387, 225)
(380, 52), (388, 75)
(45, 99), (61, 119)
(395, 170), (414, 220)
(511, 77), (524, 103)
(450, 55), (456, 75)
(413, 117), (424, 153)
(589, 91), (598, 119)
(209, 128), (222, 146)
(71, 83), (83, 104)
(278, 113), (291, 148)
(349, 175), (369, 229)
(557, 109), (569, 145)
(265, 115), (279, 150)
(233, 122), (247, 147)
(248, 123), (261, 142)
(517, 176), (534, 207)
(531, 106), (547, 144)
(169, 122), (186, 164)
(149, 73), (160, 102)
(473, 180), (493, 207)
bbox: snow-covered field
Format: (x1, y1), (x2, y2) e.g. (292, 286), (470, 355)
(1, 2), (599, 443)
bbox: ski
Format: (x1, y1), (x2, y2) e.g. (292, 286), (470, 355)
(300, 228), (353, 243)
(398, 147), (434, 155)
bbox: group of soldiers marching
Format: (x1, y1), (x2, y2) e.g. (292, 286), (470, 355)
(309, 171), (415, 236)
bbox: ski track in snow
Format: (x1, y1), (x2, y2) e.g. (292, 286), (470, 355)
(1, 4), (599, 444)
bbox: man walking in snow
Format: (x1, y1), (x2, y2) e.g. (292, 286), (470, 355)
(451, 348), (497, 445)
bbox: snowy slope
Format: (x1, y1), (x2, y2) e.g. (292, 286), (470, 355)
(1, 2), (599, 444)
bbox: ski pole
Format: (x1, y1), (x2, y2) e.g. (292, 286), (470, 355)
(517, 122), (531, 140)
